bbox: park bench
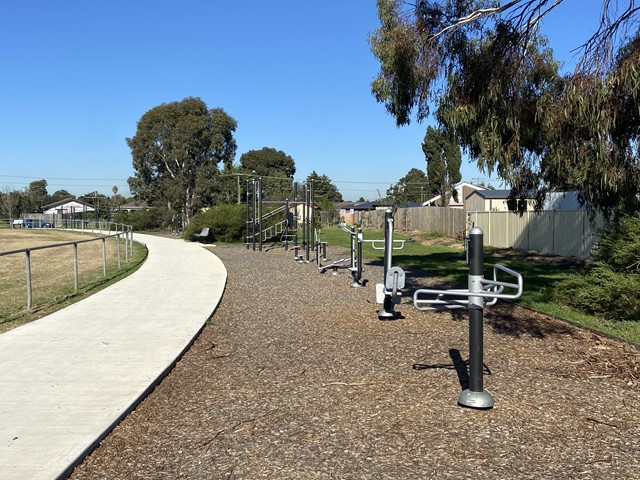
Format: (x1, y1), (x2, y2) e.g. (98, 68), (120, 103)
(195, 227), (212, 243)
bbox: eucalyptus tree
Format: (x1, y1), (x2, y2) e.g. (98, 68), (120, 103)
(422, 127), (461, 206)
(239, 147), (297, 201)
(306, 171), (343, 203)
(127, 97), (237, 227)
(370, 0), (640, 215)
(386, 167), (428, 205)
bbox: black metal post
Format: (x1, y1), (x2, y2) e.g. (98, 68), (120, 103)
(252, 180), (256, 251)
(309, 180), (317, 253)
(258, 177), (263, 252)
(285, 198), (290, 251)
(245, 179), (250, 249)
(458, 226), (493, 409)
(304, 183), (312, 263)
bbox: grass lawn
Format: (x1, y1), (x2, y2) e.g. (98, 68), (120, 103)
(0, 228), (147, 333)
(316, 225), (640, 345)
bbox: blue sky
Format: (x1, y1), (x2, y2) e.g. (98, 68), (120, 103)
(0, 1), (603, 201)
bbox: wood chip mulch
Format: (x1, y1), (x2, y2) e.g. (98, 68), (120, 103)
(70, 244), (640, 479)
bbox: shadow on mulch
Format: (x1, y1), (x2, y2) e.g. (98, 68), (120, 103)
(413, 349), (494, 391)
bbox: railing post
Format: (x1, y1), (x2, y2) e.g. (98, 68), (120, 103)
(125, 230), (129, 263)
(73, 242), (79, 291)
(117, 234), (121, 269)
(25, 249), (32, 309)
(102, 238), (107, 276)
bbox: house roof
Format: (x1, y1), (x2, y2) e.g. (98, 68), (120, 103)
(422, 182), (486, 206)
(42, 197), (95, 213)
(466, 189), (513, 200)
(467, 189), (586, 210)
(341, 201), (394, 211)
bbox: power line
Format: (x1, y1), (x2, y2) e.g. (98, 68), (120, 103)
(0, 174), (127, 181)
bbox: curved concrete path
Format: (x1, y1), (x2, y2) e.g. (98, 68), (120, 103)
(0, 233), (227, 479)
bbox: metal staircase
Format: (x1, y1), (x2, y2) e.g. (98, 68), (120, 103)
(248, 204), (298, 249)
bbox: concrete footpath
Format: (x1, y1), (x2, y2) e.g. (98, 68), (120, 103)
(0, 233), (227, 480)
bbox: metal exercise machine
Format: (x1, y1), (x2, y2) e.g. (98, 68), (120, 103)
(315, 224), (364, 287)
(245, 177), (299, 252)
(413, 226), (523, 409)
(293, 180), (315, 263)
(369, 208), (406, 320)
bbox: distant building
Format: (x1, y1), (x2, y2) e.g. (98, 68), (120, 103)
(339, 201), (394, 224)
(465, 189), (586, 212)
(42, 198), (95, 216)
(422, 182), (486, 209)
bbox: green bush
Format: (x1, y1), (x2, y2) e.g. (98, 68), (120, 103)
(185, 204), (246, 243)
(594, 214), (640, 272)
(554, 213), (640, 321)
(554, 263), (640, 320)
(113, 208), (166, 231)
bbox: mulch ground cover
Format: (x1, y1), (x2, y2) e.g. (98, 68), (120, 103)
(70, 244), (640, 479)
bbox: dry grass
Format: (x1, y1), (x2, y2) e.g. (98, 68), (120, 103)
(0, 229), (144, 331)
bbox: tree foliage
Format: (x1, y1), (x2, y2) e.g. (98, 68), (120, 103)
(370, 0), (640, 215)
(422, 126), (461, 206)
(307, 171), (343, 203)
(239, 147), (297, 201)
(239, 147), (296, 178)
(386, 167), (428, 205)
(127, 97), (237, 227)
(50, 189), (73, 203)
(1, 187), (21, 220)
(554, 213), (640, 320)
(23, 179), (49, 212)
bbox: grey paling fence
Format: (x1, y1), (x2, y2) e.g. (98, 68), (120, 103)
(0, 223), (134, 310)
(359, 206), (602, 258)
(467, 210), (604, 258)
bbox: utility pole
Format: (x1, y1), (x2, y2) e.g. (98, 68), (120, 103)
(237, 174), (241, 204)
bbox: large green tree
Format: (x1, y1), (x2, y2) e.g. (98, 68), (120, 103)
(239, 147), (297, 201)
(50, 189), (73, 203)
(1, 187), (21, 221)
(127, 97), (237, 227)
(386, 167), (428, 205)
(370, 0), (640, 215)
(422, 126), (462, 206)
(239, 147), (296, 178)
(24, 179), (49, 212)
(307, 171), (343, 203)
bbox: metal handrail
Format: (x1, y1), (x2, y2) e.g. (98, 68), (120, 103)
(413, 263), (523, 311)
(1, 223), (134, 310)
(362, 239), (406, 250)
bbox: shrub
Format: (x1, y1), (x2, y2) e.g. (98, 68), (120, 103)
(554, 263), (640, 320)
(554, 213), (640, 321)
(185, 204), (246, 243)
(113, 208), (166, 231)
(594, 214), (640, 272)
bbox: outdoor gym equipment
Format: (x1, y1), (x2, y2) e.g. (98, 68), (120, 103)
(368, 208), (406, 320)
(412, 226), (523, 409)
(245, 176), (301, 252)
(315, 224), (362, 282)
